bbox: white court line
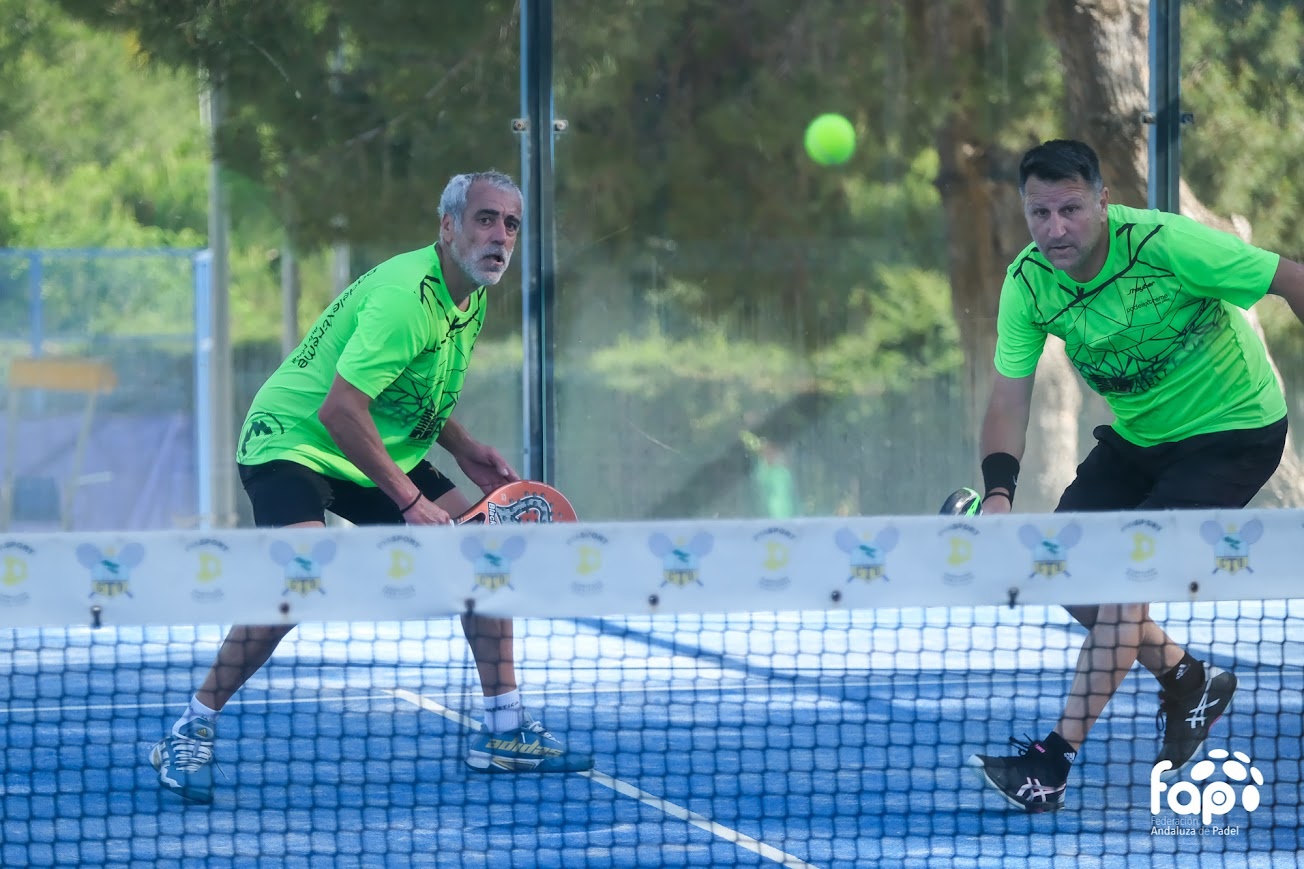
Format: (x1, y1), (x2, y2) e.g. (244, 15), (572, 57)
(391, 688), (819, 869)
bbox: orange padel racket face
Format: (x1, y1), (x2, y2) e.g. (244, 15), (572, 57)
(455, 481), (578, 525)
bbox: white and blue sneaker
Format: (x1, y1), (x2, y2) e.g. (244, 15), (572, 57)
(465, 715), (593, 774)
(149, 717), (217, 803)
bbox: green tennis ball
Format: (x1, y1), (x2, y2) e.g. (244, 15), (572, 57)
(804, 113), (856, 166)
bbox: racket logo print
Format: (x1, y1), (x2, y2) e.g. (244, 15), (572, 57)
(1199, 519), (1262, 575)
(648, 532), (714, 587)
(1018, 522), (1082, 578)
(1151, 749), (1265, 826)
(834, 527), (899, 583)
(77, 542), (145, 598)
(461, 536), (526, 592)
(0, 541), (35, 606)
(457, 482), (577, 526)
(270, 540), (336, 596)
(486, 492), (557, 524)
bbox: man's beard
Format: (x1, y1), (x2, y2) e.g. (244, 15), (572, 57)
(451, 239), (510, 287)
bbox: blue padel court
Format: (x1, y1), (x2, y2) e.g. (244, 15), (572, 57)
(2, 603), (1302, 868)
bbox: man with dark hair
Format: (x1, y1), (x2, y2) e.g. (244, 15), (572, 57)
(969, 138), (1304, 812)
(149, 171), (593, 803)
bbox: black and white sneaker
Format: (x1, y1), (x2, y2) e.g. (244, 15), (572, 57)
(968, 737), (1068, 813)
(1155, 665), (1236, 780)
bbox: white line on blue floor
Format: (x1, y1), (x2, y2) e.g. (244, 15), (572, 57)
(391, 688), (820, 869)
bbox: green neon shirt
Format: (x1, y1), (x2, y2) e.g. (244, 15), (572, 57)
(236, 245), (485, 483)
(995, 204), (1283, 446)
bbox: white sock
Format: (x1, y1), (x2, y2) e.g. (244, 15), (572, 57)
(483, 689), (524, 732)
(175, 695), (220, 734)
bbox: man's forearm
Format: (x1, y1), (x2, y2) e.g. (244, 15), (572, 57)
(979, 411), (1029, 463)
(322, 408), (420, 507)
(979, 376), (1034, 461)
(436, 416), (474, 457)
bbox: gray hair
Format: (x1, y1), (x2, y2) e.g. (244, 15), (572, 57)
(438, 171), (522, 229)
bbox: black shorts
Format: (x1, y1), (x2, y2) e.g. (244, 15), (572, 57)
(238, 459), (458, 528)
(1055, 417), (1287, 513)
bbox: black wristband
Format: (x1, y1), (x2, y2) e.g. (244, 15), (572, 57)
(981, 452), (1020, 503)
(399, 492), (422, 513)
(981, 491), (1012, 506)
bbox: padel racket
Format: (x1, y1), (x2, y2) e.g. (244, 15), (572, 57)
(455, 481), (577, 525)
(939, 487), (981, 516)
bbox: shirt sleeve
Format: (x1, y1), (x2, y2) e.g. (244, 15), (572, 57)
(336, 285), (430, 398)
(1161, 213), (1280, 309)
(993, 267), (1048, 378)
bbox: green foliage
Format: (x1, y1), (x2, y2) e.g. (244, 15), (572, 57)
(584, 262), (959, 412)
(1181, 0), (1304, 370)
(1182, 0), (1304, 260)
(0, 3), (307, 341)
(55, 0), (522, 249)
(0, 7), (207, 247)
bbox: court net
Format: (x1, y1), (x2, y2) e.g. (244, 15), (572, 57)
(1, 508), (1301, 867)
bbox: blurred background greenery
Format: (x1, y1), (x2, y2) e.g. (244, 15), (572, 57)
(1, 0), (1302, 524)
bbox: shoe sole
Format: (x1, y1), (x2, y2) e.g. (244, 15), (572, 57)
(965, 755), (1064, 814)
(160, 784), (214, 804)
(1158, 671), (1236, 782)
(465, 754), (595, 774)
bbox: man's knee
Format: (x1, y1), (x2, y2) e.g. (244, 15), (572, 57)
(1092, 603), (1147, 646)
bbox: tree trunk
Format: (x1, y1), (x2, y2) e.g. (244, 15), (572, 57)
(916, 0), (1036, 473)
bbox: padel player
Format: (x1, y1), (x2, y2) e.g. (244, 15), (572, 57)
(150, 171), (592, 803)
(970, 139), (1304, 812)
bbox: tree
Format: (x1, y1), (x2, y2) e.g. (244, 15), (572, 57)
(54, 0), (522, 250)
(36, 0), (1304, 517)
(905, 0), (1061, 494)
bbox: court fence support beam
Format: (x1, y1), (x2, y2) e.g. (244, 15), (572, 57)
(519, 0), (557, 484)
(1148, 0), (1182, 213)
(202, 81), (238, 528)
